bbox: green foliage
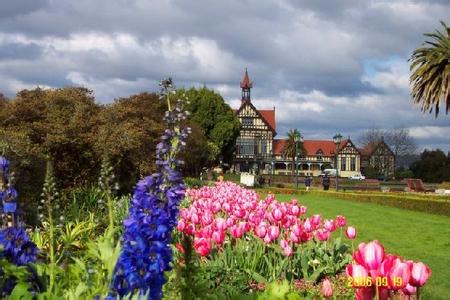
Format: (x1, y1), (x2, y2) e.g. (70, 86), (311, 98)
(410, 149), (450, 183)
(410, 21), (450, 116)
(180, 87), (240, 163)
(312, 190), (450, 216)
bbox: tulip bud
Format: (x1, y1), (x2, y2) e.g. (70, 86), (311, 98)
(321, 278), (333, 298)
(345, 226), (356, 239)
(410, 262), (432, 287)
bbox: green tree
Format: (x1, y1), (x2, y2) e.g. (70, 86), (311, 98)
(410, 149), (450, 183)
(410, 21), (450, 116)
(282, 129), (306, 174)
(180, 87), (240, 163)
(95, 92), (166, 191)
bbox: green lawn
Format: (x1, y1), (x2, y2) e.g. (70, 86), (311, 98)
(274, 193), (450, 299)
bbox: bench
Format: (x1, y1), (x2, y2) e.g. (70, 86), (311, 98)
(404, 179), (434, 193)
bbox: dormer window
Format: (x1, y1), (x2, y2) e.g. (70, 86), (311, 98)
(316, 149), (323, 160)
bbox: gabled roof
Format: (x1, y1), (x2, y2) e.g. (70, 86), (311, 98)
(273, 139), (352, 156)
(235, 101), (276, 134)
(361, 140), (394, 157)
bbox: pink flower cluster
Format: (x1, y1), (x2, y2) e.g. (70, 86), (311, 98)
(177, 182), (355, 257)
(346, 240), (431, 299)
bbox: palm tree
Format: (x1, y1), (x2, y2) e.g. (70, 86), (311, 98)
(282, 129), (306, 174)
(410, 21), (450, 116)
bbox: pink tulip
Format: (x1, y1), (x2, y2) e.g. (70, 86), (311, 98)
(271, 208), (282, 221)
(268, 225), (280, 240)
(389, 258), (411, 289)
(226, 217), (235, 227)
(184, 224), (194, 235)
(193, 238), (211, 256)
(201, 213), (213, 225)
(191, 213), (200, 224)
(353, 240), (385, 271)
(282, 245), (293, 256)
(263, 234), (272, 244)
(279, 239), (289, 249)
(324, 219), (336, 232)
(300, 205), (307, 215)
(290, 205), (300, 216)
(336, 215), (347, 227)
(345, 226), (356, 239)
(303, 219), (313, 232)
(212, 230), (225, 245)
(321, 278), (333, 298)
(230, 225), (244, 238)
(292, 224), (302, 236)
(177, 219), (186, 231)
(316, 229), (330, 242)
(180, 208), (190, 220)
(346, 264), (369, 288)
(289, 231), (300, 243)
(214, 218), (227, 231)
(255, 225), (267, 238)
(311, 214), (321, 226)
(410, 262), (431, 287)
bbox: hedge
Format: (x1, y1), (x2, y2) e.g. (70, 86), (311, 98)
(311, 190), (450, 217)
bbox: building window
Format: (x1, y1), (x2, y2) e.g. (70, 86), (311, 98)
(341, 157), (347, 171)
(242, 117), (253, 126)
(350, 157), (356, 171)
(316, 150), (323, 160)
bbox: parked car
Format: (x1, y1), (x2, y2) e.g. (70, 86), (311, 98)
(349, 173), (366, 180)
(319, 169), (337, 177)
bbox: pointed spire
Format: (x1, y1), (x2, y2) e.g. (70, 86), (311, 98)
(240, 68), (252, 89)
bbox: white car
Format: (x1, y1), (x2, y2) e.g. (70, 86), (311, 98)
(349, 173), (366, 180)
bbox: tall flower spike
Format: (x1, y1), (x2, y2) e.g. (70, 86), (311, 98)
(109, 79), (189, 299)
(0, 156), (17, 227)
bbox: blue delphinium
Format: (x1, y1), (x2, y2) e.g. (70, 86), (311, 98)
(109, 79), (190, 299)
(0, 226), (38, 265)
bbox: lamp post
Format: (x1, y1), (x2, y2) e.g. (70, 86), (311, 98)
(294, 132), (304, 189)
(269, 150), (273, 187)
(333, 133), (343, 191)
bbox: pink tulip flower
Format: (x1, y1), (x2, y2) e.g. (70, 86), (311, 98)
(353, 240), (385, 271)
(345, 226), (357, 239)
(321, 278), (333, 298)
(279, 239), (289, 249)
(388, 258), (411, 289)
(268, 225), (280, 240)
(402, 283), (417, 295)
(290, 205), (300, 216)
(336, 215), (347, 227)
(303, 219), (313, 232)
(292, 224), (302, 236)
(300, 205), (307, 215)
(316, 229), (330, 242)
(214, 218), (227, 231)
(346, 264), (369, 288)
(193, 238), (211, 256)
(212, 230), (225, 245)
(324, 219), (336, 232)
(282, 244), (293, 256)
(311, 214), (321, 226)
(263, 234), (272, 244)
(177, 219), (186, 232)
(255, 225), (267, 238)
(410, 262), (432, 287)
(191, 213), (200, 224)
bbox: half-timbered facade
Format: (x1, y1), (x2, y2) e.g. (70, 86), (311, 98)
(271, 139), (361, 177)
(232, 70), (362, 177)
(360, 140), (395, 178)
(233, 69), (276, 173)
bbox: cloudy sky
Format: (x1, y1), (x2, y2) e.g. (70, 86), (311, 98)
(0, 0), (449, 152)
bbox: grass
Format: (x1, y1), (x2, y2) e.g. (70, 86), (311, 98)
(273, 192), (450, 300)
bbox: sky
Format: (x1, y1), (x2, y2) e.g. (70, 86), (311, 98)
(0, 0), (449, 152)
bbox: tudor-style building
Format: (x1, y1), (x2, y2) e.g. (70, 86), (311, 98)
(360, 139), (395, 178)
(233, 69), (276, 173)
(232, 70), (362, 177)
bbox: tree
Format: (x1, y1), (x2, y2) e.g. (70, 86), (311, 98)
(179, 122), (218, 177)
(410, 149), (450, 183)
(179, 87), (240, 163)
(410, 21), (450, 116)
(95, 92), (166, 191)
(282, 129), (306, 174)
(358, 128), (417, 168)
